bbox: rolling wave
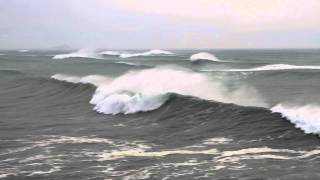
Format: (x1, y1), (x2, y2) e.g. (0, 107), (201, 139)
(271, 104), (320, 135)
(190, 52), (221, 62)
(202, 64), (320, 72)
(51, 67), (266, 115)
(52, 49), (102, 59)
(119, 49), (174, 58)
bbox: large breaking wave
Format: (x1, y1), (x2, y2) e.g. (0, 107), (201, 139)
(52, 67), (266, 115)
(271, 104), (320, 135)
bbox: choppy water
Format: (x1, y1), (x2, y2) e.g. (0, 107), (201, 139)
(1, 49), (320, 179)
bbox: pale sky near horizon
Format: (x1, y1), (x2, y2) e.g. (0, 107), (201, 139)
(0, 0), (319, 49)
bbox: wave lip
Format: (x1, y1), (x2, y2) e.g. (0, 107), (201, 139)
(190, 52), (221, 62)
(120, 49), (174, 58)
(271, 104), (320, 135)
(52, 49), (101, 59)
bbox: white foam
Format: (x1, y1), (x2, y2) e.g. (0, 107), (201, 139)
(97, 148), (218, 161)
(271, 104), (320, 135)
(202, 64), (320, 72)
(190, 52), (221, 62)
(52, 67), (266, 114)
(120, 49), (174, 58)
(99, 50), (121, 56)
(52, 49), (101, 59)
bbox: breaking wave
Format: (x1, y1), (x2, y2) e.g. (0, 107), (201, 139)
(190, 52), (221, 62)
(51, 67), (266, 115)
(202, 64), (320, 72)
(271, 104), (320, 135)
(52, 49), (102, 59)
(99, 51), (121, 56)
(120, 49), (174, 58)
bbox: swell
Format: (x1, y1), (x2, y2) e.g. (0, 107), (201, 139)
(0, 76), (95, 115)
(3, 72), (319, 138)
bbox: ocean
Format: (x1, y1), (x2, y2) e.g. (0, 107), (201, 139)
(1, 49), (320, 179)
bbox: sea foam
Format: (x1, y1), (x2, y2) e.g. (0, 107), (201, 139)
(52, 67), (266, 115)
(271, 104), (320, 135)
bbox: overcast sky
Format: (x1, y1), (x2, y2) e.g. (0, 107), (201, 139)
(0, 0), (319, 49)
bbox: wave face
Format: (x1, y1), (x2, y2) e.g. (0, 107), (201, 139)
(190, 52), (221, 62)
(52, 49), (101, 59)
(119, 49), (174, 58)
(271, 104), (320, 135)
(52, 67), (266, 114)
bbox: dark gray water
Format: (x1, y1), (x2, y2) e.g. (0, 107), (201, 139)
(1, 49), (320, 179)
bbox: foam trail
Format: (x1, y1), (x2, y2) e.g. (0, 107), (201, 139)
(202, 64), (320, 72)
(271, 104), (320, 135)
(51, 67), (266, 115)
(120, 49), (174, 58)
(99, 51), (120, 56)
(190, 52), (221, 62)
(52, 49), (101, 59)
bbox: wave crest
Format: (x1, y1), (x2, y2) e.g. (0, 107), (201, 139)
(190, 52), (221, 62)
(52, 49), (101, 59)
(99, 51), (121, 56)
(271, 104), (320, 135)
(120, 49), (174, 58)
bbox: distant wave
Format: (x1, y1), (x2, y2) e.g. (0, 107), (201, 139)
(116, 61), (140, 66)
(18, 50), (29, 52)
(271, 104), (320, 135)
(190, 52), (221, 62)
(52, 49), (101, 59)
(99, 51), (121, 56)
(120, 49), (174, 58)
(201, 64), (320, 72)
(51, 67), (266, 115)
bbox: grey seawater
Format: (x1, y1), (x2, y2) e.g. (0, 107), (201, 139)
(1, 49), (320, 179)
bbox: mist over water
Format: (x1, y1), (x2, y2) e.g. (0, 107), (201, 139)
(1, 49), (320, 179)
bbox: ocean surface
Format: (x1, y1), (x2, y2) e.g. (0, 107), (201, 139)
(1, 49), (320, 179)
